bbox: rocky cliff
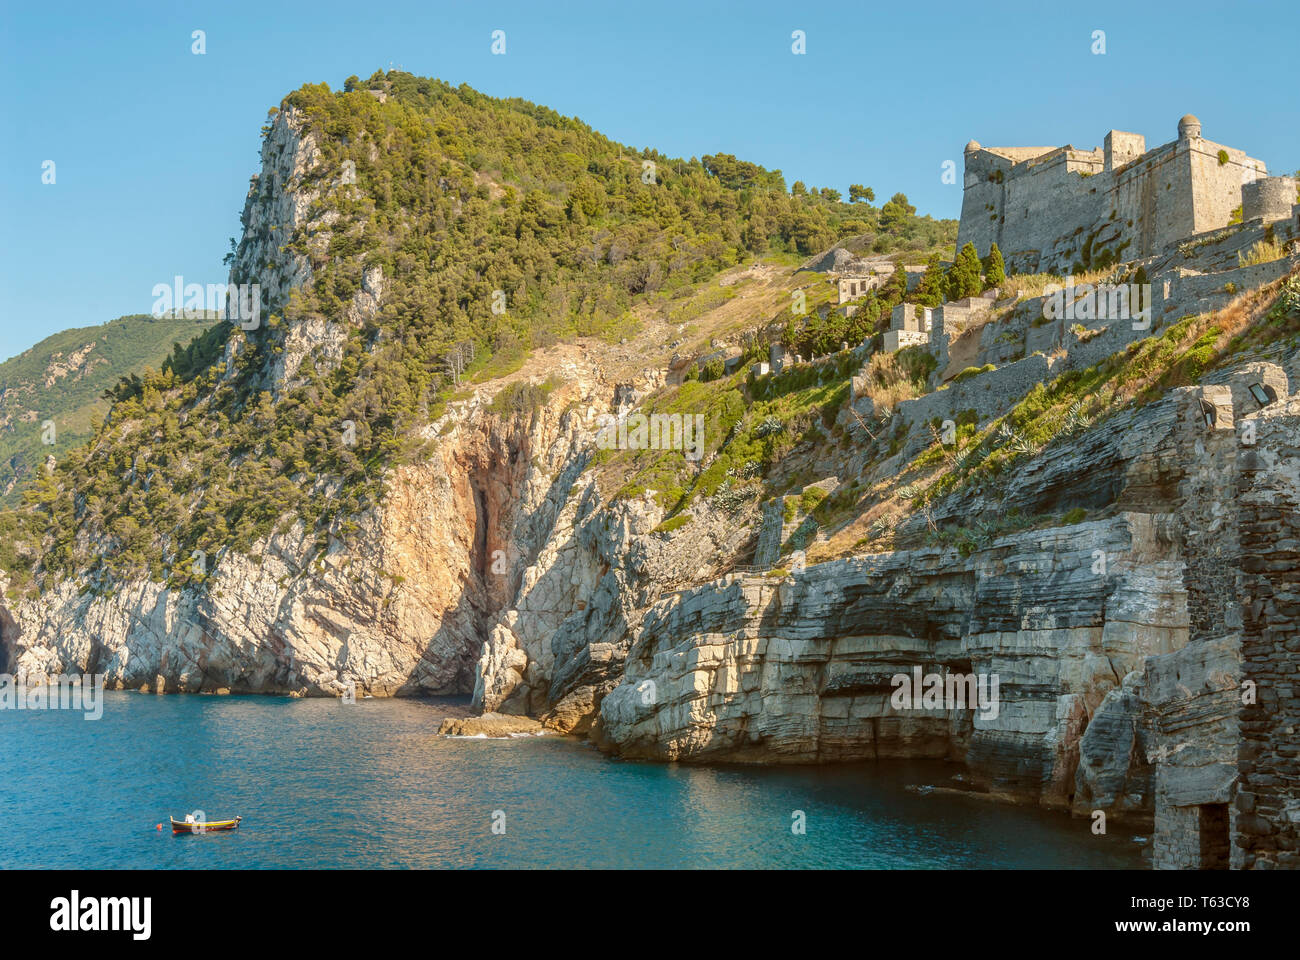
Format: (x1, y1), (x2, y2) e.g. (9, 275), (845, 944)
(594, 513), (1183, 813)
(3, 76), (1298, 856)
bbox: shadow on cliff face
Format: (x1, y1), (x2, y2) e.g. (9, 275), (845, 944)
(445, 394), (644, 728)
(0, 597), (16, 674)
(405, 406), (541, 699)
(397, 588), (483, 696)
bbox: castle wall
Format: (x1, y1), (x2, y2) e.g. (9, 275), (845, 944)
(957, 121), (1269, 273)
(1187, 140), (1265, 234)
(1109, 141), (1189, 260)
(997, 149), (1104, 268)
(1105, 130), (1145, 171)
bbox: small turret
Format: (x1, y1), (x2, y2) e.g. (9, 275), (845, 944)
(1178, 114), (1202, 140)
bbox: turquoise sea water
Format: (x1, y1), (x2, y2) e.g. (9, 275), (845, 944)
(0, 692), (1144, 869)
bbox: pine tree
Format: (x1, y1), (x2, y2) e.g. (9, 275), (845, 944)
(879, 192), (916, 230)
(881, 261), (907, 306)
(946, 242), (982, 301)
(983, 242), (1006, 289)
(914, 254), (947, 307)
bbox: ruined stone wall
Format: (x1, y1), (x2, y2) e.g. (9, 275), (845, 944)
(1140, 380), (1299, 869)
(1234, 404), (1300, 868)
(894, 353), (1058, 456)
(1154, 256), (1300, 324)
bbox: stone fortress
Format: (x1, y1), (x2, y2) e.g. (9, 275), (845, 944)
(829, 116), (1300, 436)
(956, 114), (1294, 275)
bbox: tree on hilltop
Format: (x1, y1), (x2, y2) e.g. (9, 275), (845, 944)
(849, 184), (875, 203)
(879, 192), (916, 230)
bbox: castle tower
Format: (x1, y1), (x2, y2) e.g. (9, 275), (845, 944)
(1242, 177), (1297, 223)
(1104, 130), (1145, 171)
(1178, 113), (1202, 140)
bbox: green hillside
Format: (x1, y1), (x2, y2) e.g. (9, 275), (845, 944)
(1, 70), (956, 592)
(0, 314), (220, 508)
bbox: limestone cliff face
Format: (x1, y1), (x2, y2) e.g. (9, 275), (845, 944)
(592, 513), (1185, 810)
(473, 480), (753, 733)
(216, 104), (385, 397)
(3, 398), (569, 696)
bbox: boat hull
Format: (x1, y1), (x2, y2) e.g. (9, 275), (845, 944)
(170, 816), (241, 835)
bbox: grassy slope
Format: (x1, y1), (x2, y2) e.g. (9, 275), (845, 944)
(590, 263), (1300, 570)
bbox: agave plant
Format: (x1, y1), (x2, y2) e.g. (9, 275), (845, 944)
(996, 421), (1038, 456)
(956, 442), (988, 473)
(897, 481), (924, 501)
(1062, 399), (1093, 435)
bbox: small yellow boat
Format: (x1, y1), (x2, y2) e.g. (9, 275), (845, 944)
(170, 815), (242, 835)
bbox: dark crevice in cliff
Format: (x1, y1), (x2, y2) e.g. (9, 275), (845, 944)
(415, 412), (537, 697)
(471, 482), (489, 580)
(0, 601), (15, 675)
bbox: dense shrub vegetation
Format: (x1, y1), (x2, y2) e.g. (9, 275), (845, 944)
(1, 71), (956, 591)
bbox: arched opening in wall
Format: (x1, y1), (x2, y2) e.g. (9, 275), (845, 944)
(1197, 803), (1230, 869)
(1198, 399), (1219, 430)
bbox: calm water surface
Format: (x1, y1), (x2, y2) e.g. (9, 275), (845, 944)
(0, 692), (1144, 869)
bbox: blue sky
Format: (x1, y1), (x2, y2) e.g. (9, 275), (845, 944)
(1, 0), (1296, 362)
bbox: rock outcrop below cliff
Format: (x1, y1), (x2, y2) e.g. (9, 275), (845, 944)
(592, 513), (1183, 810)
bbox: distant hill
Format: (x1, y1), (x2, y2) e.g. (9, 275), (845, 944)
(0, 314), (219, 507)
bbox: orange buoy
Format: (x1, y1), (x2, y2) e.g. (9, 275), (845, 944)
(155, 823), (163, 831)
